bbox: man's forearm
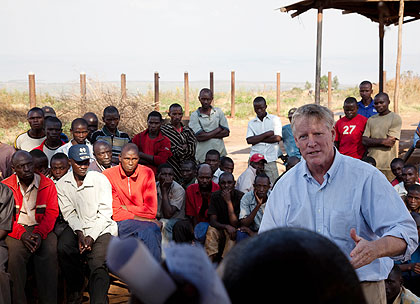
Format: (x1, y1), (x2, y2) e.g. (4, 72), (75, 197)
(213, 128), (230, 139)
(196, 128), (222, 142)
(374, 235), (407, 258)
(362, 136), (393, 148)
(261, 135), (281, 143)
(246, 131), (274, 145)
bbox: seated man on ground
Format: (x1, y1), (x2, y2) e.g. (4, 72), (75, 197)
(391, 158), (406, 186)
(220, 156), (234, 174)
(395, 164), (420, 200)
(56, 144), (118, 303)
(29, 149), (49, 176)
(205, 149), (222, 183)
(185, 164), (219, 243)
(239, 173), (271, 235)
(56, 118), (95, 160)
(334, 97), (368, 159)
(50, 153), (70, 182)
(103, 143), (162, 261)
(405, 184), (420, 213)
(180, 160), (197, 190)
(0, 183), (14, 304)
(91, 106), (130, 165)
(82, 112), (99, 142)
(273, 155), (301, 186)
(205, 172), (244, 263)
(132, 111), (172, 175)
(33, 116), (66, 164)
(156, 164), (186, 243)
(89, 140), (113, 172)
(235, 153), (266, 193)
(386, 265), (420, 304)
(395, 211), (420, 297)
(14, 107), (46, 151)
(1, 150), (59, 303)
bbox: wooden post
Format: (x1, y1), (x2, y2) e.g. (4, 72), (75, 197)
(28, 73), (36, 108)
(276, 72), (281, 116)
(328, 71), (332, 109)
(394, 0), (404, 115)
(80, 72), (86, 115)
(154, 72), (159, 111)
(184, 72), (190, 118)
(315, 8), (323, 105)
(210, 71), (214, 96)
(379, 2), (385, 93)
(121, 73), (127, 100)
(383, 70), (387, 92)
(231, 71), (235, 118)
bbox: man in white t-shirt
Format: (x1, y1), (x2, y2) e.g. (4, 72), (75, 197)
(14, 107), (46, 151)
(246, 97), (282, 184)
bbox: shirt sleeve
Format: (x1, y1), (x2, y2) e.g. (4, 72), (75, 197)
(185, 187), (194, 217)
(362, 118), (372, 137)
(272, 116), (282, 137)
(84, 175), (115, 241)
(413, 123), (420, 148)
(170, 184), (185, 211)
(246, 121), (254, 139)
(57, 184), (83, 233)
(33, 181), (59, 239)
(0, 185), (14, 231)
(188, 111), (202, 135)
(388, 114), (402, 139)
(153, 137), (173, 166)
(239, 193), (252, 220)
(217, 108), (229, 130)
(360, 169), (418, 261)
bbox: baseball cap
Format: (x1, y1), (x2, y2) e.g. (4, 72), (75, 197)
(250, 153), (266, 163)
(68, 144), (90, 162)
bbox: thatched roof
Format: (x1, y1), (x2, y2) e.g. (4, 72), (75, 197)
(279, 0), (420, 26)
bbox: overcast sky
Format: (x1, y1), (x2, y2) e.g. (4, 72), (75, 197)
(1, 0), (419, 86)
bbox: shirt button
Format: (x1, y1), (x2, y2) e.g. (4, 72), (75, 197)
(318, 209), (321, 213)
(317, 229), (321, 232)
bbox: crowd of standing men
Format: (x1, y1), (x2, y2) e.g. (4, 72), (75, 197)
(0, 82), (419, 303)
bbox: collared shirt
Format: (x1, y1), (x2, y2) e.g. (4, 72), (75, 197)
(236, 166), (257, 193)
(259, 150), (418, 282)
(391, 286), (420, 304)
(185, 182), (220, 223)
(56, 170), (118, 241)
(189, 107), (229, 163)
(357, 99), (377, 118)
(161, 123), (197, 182)
(281, 124), (301, 158)
(246, 113), (282, 163)
(239, 190), (270, 232)
(18, 174), (40, 226)
(91, 127), (131, 160)
(413, 122), (420, 148)
(156, 181), (185, 220)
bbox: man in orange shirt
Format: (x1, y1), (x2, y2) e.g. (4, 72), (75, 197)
(103, 143), (162, 261)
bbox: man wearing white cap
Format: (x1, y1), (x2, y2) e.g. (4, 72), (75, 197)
(56, 144), (117, 303)
(236, 153), (267, 193)
(246, 96), (282, 184)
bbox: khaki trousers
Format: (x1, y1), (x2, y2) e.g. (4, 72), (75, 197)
(360, 280), (386, 304)
(204, 226), (236, 258)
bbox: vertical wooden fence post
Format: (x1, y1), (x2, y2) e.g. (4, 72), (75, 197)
(184, 72), (189, 118)
(154, 72), (159, 111)
(276, 72), (281, 116)
(121, 73), (127, 100)
(28, 73), (36, 108)
(328, 71), (332, 109)
(231, 71), (235, 118)
(80, 72), (87, 115)
(210, 71), (214, 98)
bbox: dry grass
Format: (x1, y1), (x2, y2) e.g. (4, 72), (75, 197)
(1, 72), (419, 146)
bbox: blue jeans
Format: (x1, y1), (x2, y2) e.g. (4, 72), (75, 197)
(194, 222), (210, 244)
(117, 220), (162, 262)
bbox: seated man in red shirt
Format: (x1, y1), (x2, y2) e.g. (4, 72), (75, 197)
(2, 150), (59, 303)
(103, 143), (162, 261)
(132, 111), (172, 175)
(334, 97), (368, 159)
(185, 163), (219, 243)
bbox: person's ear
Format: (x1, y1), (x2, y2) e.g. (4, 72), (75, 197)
(118, 154), (122, 163)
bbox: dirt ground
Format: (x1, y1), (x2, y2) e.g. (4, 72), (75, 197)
(102, 112), (419, 303)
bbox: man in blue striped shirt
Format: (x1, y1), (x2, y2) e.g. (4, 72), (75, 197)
(260, 104), (418, 304)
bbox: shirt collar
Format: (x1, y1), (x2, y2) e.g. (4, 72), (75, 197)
(197, 106), (215, 117)
(118, 164), (140, 179)
(102, 126), (120, 137)
(253, 113), (270, 122)
(18, 173), (40, 193)
(301, 148), (342, 185)
(64, 171), (94, 189)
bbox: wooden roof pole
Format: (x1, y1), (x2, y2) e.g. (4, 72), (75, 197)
(379, 2), (385, 93)
(394, 0), (404, 114)
(315, 7), (323, 105)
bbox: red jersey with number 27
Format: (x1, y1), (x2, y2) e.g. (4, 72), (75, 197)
(334, 114), (368, 159)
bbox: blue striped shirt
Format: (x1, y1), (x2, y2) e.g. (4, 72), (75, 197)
(260, 150), (418, 281)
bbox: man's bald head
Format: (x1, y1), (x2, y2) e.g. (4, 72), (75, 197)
(121, 143), (139, 157)
(93, 140), (111, 153)
(11, 150), (35, 184)
(197, 163), (212, 176)
(12, 150), (32, 166)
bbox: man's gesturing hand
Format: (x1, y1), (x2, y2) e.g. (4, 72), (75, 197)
(349, 228), (378, 269)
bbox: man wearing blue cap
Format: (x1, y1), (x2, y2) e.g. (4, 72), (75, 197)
(56, 144), (118, 303)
